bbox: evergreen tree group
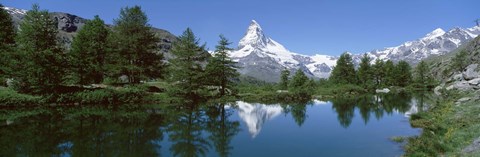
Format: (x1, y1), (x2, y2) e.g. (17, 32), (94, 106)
(329, 52), (415, 89)
(0, 4), (241, 100)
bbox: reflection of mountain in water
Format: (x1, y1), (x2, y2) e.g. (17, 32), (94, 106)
(235, 101), (283, 138)
(404, 98), (430, 118)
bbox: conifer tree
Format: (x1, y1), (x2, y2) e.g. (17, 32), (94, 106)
(169, 28), (208, 99)
(290, 70), (309, 89)
(384, 60), (396, 86)
(109, 6), (164, 83)
(12, 4), (66, 94)
(372, 59), (385, 87)
(357, 53), (373, 88)
(0, 4), (16, 79)
(279, 68), (290, 90)
(395, 60), (412, 87)
(451, 50), (468, 72)
(204, 35), (239, 96)
(330, 52), (356, 84)
(69, 15), (109, 85)
(414, 60), (432, 88)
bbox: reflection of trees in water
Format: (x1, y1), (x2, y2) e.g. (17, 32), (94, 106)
(167, 104), (211, 157)
(331, 98), (356, 128)
(330, 93), (419, 128)
(166, 103), (241, 157)
(206, 103), (240, 157)
(0, 107), (165, 157)
(279, 100), (312, 127)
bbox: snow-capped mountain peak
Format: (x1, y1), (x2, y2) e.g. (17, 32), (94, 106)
(230, 20), (337, 82)
(238, 20), (269, 49)
(423, 28), (445, 40)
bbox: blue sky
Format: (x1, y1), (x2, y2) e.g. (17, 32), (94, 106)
(3, 0), (479, 56)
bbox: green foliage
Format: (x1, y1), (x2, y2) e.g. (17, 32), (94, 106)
(204, 35), (239, 96)
(395, 60), (412, 87)
(413, 60), (434, 89)
(357, 54), (374, 89)
(0, 88), (43, 106)
(54, 86), (147, 105)
(11, 4), (66, 94)
(279, 68), (290, 90)
(451, 50), (468, 72)
(372, 59), (385, 88)
(384, 60), (396, 86)
(108, 6), (164, 83)
(330, 52), (356, 84)
(69, 15), (109, 85)
(169, 28), (208, 100)
(0, 4), (16, 79)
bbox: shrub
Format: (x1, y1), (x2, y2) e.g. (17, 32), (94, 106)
(0, 89), (43, 106)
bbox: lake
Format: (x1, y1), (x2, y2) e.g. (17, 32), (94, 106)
(0, 93), (430, 157)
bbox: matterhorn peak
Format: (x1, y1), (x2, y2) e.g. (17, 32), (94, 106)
(238, 20), (269, 49)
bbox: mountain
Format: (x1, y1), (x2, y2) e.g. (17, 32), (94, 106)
(366, 26), (480, 65)
(230, 20), (480, 82)
(229, 20), (337, 82)
(2, 6), (178, 59)
(235, 101), (283, 138)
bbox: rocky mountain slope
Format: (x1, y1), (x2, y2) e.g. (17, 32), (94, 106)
(3, 6), (178, 59)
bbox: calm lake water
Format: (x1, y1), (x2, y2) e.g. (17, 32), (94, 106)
(0, 93), (431, 157)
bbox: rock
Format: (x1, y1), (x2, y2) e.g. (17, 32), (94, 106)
(376, 88), (390, 93)
(453, 73), (464, 81)
(463, 137), (480, 154)
(468, 78), (480, 85)
(6, 78), (14, 87)
(434, 86), (443, 96)
(463, 64), (479, 80)
(447, 81), (473, 91)
(458, 97), (471, 103)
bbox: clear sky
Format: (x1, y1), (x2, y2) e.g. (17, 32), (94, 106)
(3, 0), (479, 56)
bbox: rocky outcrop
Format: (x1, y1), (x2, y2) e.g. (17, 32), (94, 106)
(442, 64), (480, 92)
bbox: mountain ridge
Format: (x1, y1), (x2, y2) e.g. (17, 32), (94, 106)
(229, 19), (480, 82)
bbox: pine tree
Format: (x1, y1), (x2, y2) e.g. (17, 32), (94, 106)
(414, 60), (431, 88)
(0, 4), (16, 78)
(357, 53), (373, 88)
(108, 6), (164, 83)
(69, 15), (109, 85)
(169, 28), (208, 99)
(290, 70), (309, 89)
(12, 4), (66, 94)
(451, 50), (468, 72)
(279, 68), (290, 90)
(395, 60), (412, 87)
(372, 59), (385, 88)
(384, 60), (396, 86)
(330, 52), (356, 84)
(204, 35), (239, 96)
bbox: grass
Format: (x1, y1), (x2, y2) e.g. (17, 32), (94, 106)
(390, 136), (407, 143)
(404, 91), (480, 156)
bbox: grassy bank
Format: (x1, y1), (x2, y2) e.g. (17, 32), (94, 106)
(0, 84), (173, 106)
(404, 91), (480, 156)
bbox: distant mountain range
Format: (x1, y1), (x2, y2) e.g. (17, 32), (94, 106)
(229, 20), (480, 82)
(4, 6), (479, 82)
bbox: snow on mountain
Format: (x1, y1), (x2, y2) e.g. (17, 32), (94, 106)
(230, 20), (336, 82)
(2, 6), (27, 15)
(235, 101), (283, 138)
(366, 26), (480, 64)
